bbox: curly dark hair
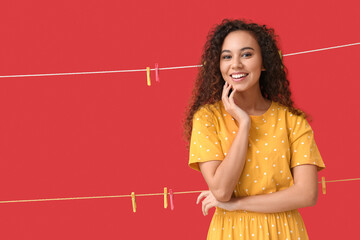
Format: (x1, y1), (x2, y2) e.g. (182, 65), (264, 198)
(183, 19), (307, 149)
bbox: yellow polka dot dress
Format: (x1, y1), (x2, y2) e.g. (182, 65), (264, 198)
(189, 100), (325, 240)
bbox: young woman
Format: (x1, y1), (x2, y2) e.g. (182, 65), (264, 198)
(183, 19), (325, 240)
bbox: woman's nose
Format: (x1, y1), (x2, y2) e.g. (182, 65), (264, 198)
(231, 56), (243, 69)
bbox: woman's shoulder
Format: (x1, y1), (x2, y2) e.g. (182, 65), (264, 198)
(274, 101), (309, 129)
(195, 100), (224, 118)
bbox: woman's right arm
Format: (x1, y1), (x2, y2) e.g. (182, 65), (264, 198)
(199, 82), (251, 202)
(199, 122), (250, 202)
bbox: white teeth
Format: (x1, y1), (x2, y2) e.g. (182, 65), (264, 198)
(232, 73), (248, 79)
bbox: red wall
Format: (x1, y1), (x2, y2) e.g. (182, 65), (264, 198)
(0, 0), (359, 239)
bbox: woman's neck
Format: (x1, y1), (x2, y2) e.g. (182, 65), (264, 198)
(232, 88), (271, 116)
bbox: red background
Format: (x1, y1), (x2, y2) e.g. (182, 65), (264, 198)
(0, 0), (359, 239)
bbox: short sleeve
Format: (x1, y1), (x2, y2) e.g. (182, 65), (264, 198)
(289, 115), (326, 171)
(188, 107), (225, 172)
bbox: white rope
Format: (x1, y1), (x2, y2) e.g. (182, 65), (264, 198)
(0, 42), (358, 79)
(0, 68), (146, 78)
(282, 42), (360, 57)
(158, 65), (203, 70)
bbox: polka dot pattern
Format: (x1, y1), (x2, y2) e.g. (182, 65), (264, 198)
(209, 209), (309, 240)
(188, 100), (325, 239)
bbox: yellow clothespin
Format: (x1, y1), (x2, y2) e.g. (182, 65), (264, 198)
(164, 187), (168, 209)
(131, 192), (137, 212)
(146, 67), (151, 86)
(321, 177), (326, 195)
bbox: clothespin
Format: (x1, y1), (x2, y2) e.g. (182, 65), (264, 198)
(278, 50), (283, 61)
(131, 192), (137, 212)
(164, 187), (168, 209)
(321, 177), (326, 194)
(169, 189), (174, 210)
(155, 63), (160, 82)
(146, 67), (151, 86)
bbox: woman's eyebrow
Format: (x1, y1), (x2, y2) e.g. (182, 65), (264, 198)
(221, 47), (255, 53)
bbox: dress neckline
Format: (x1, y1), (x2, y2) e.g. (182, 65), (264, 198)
(217, 100), (274, 118)
(249, 100), (274, 118)
(217, 100), (275, 128)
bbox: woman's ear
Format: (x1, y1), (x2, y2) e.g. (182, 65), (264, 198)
(261, 66), (266, 71)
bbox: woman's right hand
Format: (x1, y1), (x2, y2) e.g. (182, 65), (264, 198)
(222, 82), (251, 126)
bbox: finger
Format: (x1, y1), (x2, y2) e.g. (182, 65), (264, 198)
(201, 195), (211, 215)
(202, 199), (210, 216)
(196, 192), (204, 204)
(196, 191), (209, 204)
(204, 201), (215, 216)
(221, 82), (228, 99)
(222, 82), (231, 95)
(202, 194), (213, 215)
(222, 82), (231, 106)
(229, 88), (237, 106)
(201, 196), (209, 216)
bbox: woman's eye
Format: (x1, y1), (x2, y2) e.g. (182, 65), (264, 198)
(222, 55), (231, 59)
(242, 52), (252, 57)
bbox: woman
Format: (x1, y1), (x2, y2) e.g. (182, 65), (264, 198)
(183, 19), (325, 240)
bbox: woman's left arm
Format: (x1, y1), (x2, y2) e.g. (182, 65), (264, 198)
(198, 164), (319, 215)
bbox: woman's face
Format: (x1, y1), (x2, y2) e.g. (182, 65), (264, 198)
(220, 30), (265, 93)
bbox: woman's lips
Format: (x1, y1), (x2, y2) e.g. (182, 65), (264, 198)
(231, 74), (248, 82)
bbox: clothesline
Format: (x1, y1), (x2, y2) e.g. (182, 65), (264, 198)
(0, 42), (358, 79)
(0, 177), (359, 205)
(1, 42), (359, 208)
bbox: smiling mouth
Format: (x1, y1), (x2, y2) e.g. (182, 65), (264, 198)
(231, 73), (248, 81)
